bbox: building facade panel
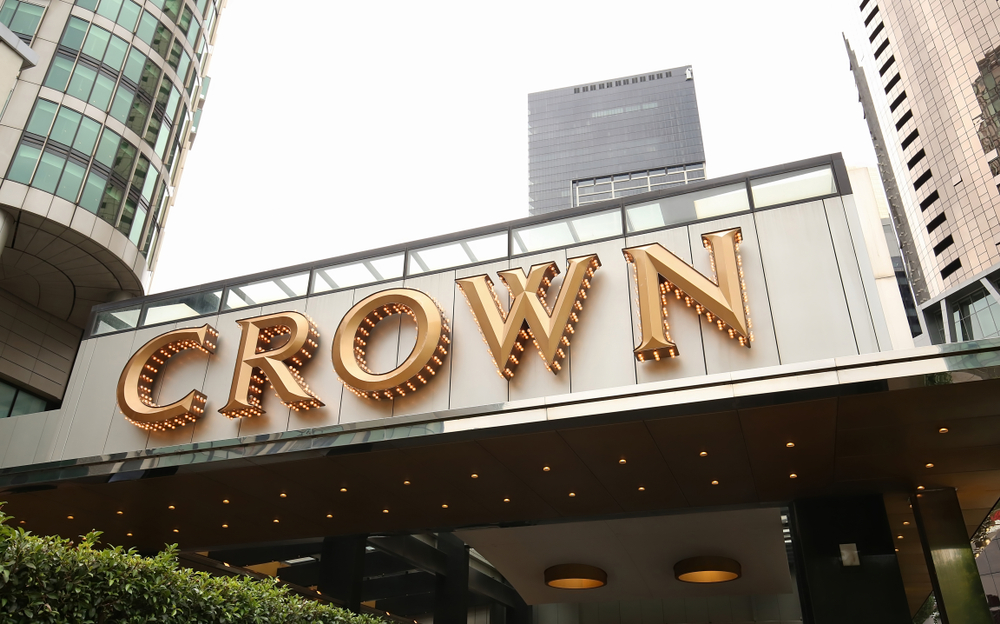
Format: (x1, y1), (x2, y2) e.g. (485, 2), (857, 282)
(0, 156), (905, 465)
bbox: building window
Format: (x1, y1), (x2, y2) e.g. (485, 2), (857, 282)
(8, 98), (168, 252)
(573, 163), (706, 207)
(0, 0), (44, 43)
(0, 379), (51, 419)
(951, 286), (1000, 341)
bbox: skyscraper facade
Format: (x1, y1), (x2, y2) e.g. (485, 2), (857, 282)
(0, 0), (222, 415)
(528, 66), (705, 215)
(848, 0), (1000, 344)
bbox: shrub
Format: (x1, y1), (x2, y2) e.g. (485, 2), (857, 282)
(0, 508), (383, 624)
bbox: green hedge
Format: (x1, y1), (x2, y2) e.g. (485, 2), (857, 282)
(0, 508), (384, 624)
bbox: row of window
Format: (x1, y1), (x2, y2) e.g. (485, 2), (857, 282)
(0, 0), (43, 43)
(9, 99), (166, 257)
(573, 72), (674, 94)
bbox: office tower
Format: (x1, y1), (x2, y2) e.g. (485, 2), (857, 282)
(0, 0), (222, 413)
(528, 66), (705, 215)
(848, 0), (1000, 343)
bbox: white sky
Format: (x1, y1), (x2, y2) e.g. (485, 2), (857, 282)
(150, 0), (877, 294)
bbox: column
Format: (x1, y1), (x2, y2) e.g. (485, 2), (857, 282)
(912, 487), (991, 624)
(317, 534), (367, 612)
(790, 494), (911, 623)
(434, 533), (469, 624)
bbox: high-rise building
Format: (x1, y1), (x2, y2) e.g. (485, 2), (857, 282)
(528, 66), (705, 215)
(847, 0), (1000, 344)
(0, 0), (222, 414)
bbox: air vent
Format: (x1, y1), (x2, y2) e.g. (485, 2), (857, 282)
(885, 73), (901, 93)
(890, 91), (907, 112)
(879, 55), (895, 76)
(865, 6), (880, 26)
(933, 235), (954, 256)
(895, 110), (912, 130)
(940, 258), (962, 279)
(919, 190), (940, 211)
(875, 39), (891, 58)
(926, 212), (947, 233)
(869, 22), (884, 43)
(913, 170), (933, 190)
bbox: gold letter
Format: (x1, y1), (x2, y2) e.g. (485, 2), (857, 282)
(117, 324), (218, 431)
(623, 228), (751, 361)
(332, 288), (450, 400)
(219, 312), (323, 418)
(456, 254), (600, 378)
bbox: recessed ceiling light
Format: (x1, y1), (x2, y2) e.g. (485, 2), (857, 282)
(223, 499), (229, 504)
(67, 515), (74, 520)
(699, 451), (708, 457)
(441, 504), (449, 509)
(895, 548), (899, 552)
(340, 488), (347, 493)
(503, 498), (510, 503)
(711, 480), (719, 485)
(674, 556), (741, 583)
(116, 511), (123, 515)
(173, 529), (179, 533)
(168, 505), (175, 510)
(925, 463), (934, 468)
(544, 564), (607, 589)
(279, 493), (287, 498)
(789, 473), (798, 479)
(897, 535), (903, 539)
(917, 485), (925, 490)
(638, 486), (645, 491)
(471, 473), (479, 479)
(222, 524), (228, 528)
(126, 532), (132, 537)
(786, 442), (795, 448)
(403, 480), (410, 485)
(619, 459), (627, 464)
(568, 492), (576, 497)
(326, 514), (333, 518)
(543, 466), (551, 472)
(18, 520), (24, 524)
(382, 509), (389, 514)
(903, 521), (910, 525)
(273, 519), (280, 523)
(938, 427), (949, 433)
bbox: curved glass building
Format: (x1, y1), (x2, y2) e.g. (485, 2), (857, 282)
(0, 0), (222, 410)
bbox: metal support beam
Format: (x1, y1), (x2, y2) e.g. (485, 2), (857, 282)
(912, 488), (991, 624)
(318, 534), (367, 612)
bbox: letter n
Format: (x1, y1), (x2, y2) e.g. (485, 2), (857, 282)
(623, 228), (751, 361)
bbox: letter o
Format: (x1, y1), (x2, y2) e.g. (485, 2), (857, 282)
(332, 288), (451, 400)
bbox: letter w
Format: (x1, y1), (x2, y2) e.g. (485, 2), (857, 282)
(457, 255), (601, 377)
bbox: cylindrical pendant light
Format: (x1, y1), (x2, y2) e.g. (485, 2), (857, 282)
(544, 563), (608, 589)
(673, 556), (742, 583)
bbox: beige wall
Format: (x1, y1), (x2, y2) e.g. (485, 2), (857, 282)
(0, 286), (81, 400)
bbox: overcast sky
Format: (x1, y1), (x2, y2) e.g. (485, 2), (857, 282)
(149, 0), (877, 294)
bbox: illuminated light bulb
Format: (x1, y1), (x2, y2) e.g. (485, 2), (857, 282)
(568, 492), (576, 497)
(711, 480), (719, 486)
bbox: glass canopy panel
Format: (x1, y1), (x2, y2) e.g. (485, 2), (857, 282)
(625, 183), (750, 233)
(750, 166), (836, 208)
(223, 272), (309, 311)
(93, 305), (141, 335)
(407, 231), (507, 275)
(513, 208), (621, 255)
(312, 253), (404, 294)
(141, 290), (222, 326)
